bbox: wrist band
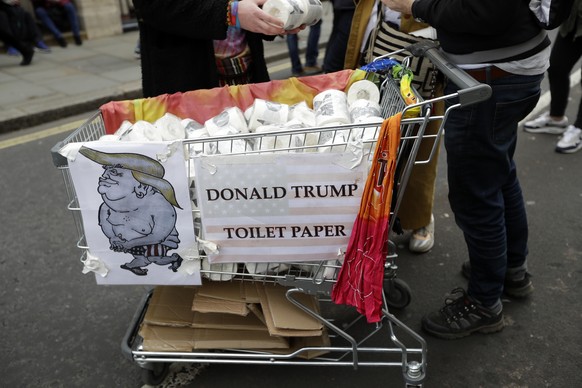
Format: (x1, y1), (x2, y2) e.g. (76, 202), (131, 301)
(232, 1), (240, 29)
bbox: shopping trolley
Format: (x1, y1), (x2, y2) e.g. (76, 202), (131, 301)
(51, 41), (491, 388)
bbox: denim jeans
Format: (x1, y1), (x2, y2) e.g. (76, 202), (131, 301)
(286, 19), (322, 74)
(443, 72), (543, 306)
(35, 3), (81, 39)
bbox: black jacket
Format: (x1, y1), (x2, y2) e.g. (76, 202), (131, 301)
(133, 0), (271, 97)
(412, 0), (550, 63)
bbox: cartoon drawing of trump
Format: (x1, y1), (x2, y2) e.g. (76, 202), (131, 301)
(79, 146), (184, 276)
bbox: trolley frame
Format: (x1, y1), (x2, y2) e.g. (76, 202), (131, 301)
(51, 41), (491, 388)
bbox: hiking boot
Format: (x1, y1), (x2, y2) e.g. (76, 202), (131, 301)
(461, 261), (533, 298)
(421, 287), (505, 339)
(523, 112), (568, 134)
(409, 214), (435, 253)
(555, 125), (582, 154)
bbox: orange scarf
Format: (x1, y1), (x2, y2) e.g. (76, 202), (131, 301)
(331, 112), (402, 323)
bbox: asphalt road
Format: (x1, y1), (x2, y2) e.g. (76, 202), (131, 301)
(1, 61), (581, 387)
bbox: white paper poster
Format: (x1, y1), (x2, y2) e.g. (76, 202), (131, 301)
(193, 152), (367, 263)
(68, 141), (200, 285)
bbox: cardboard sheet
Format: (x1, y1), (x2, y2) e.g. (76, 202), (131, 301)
(139, 324), (289, 351)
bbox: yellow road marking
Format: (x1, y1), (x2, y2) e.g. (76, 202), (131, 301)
(0, 119), (85, 150)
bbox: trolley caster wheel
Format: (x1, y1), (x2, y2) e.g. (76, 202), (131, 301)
(384, 278), (412, 309)
(141, 362), (170, 385)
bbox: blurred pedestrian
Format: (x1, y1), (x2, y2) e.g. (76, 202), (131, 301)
(523, 0), (582, 154)
(0, 5), (33, 65)
(32, 0), (82, 47)
(1, 0), (51, 53)
(286, 19), (322, 76)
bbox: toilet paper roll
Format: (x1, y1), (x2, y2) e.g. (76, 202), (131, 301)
(349, 98), (382, 122)
(263, 0), (307, 30)
(120, 120), (160, 142)
(154, 112), (186, 141)
(313, 89), (351, 126)
(347, 80), (380, 105)
(302, 0), (323, 26)
(214, 127), (248, 154)
(205, 107), (248, 136)
(255, 124), (289, 150)
(289, 101), (316, 127)
(113, 120), (133, 137)
(248, 99), (289, 130)
(98, 134), (120, 141)
(201, 258), (237, 281)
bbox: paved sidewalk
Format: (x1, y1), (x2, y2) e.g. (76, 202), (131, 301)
(0, 5), (333, 134)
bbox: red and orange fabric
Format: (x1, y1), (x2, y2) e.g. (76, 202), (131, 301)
(99, 69), (366, 134)
(331, 113), (402, 323)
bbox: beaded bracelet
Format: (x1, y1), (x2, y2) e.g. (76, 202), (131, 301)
(226, 1), (240, 28)
(232, 1), (240, 29)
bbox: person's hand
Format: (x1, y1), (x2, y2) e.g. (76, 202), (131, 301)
(381, 0), (415, 15)
(237, 0), (287, 35)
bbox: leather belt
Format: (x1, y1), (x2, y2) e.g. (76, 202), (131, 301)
(465, 66), (513, 83)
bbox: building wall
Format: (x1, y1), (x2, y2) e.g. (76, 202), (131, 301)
(75, 0), (123, 39)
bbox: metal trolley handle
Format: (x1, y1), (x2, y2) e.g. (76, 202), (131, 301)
(408, 41), (492, 107)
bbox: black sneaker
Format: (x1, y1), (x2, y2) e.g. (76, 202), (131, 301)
(421, 288), (505, 339)
(461, 261), (533, 298)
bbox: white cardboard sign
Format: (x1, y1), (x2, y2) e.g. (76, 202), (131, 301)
(193, 152), (367, 263)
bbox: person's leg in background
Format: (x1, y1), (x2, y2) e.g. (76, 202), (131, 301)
(323, 8), (355, 73)
(549, 31), (582, 153)
(286, 33), (304, 76)
(304, 19), (322, 74)
(34, 6), (67, 47)
(0, 10), (33, 65)
(62, 1), (82, 45)
(397, 87), (444, 253)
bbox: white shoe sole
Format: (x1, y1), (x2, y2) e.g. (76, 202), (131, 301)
(523, 125), (567, 135)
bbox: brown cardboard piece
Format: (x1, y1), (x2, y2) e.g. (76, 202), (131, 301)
(192, 311), (266, 331)
(191, 293), (250, 316)
(139, 324), (289, 351)
(143, 286), (197, 327)
(255, 284), (323, 337)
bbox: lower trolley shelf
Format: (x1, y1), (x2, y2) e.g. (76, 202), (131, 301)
(122, 285), (428, 387)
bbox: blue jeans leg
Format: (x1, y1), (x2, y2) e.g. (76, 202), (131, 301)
(305, 20), (322, 67)
(443, 73), (543, 306)
(286, 34), (303, 74)
(62, 2), (81, 37)
(35, 7), (62, 39)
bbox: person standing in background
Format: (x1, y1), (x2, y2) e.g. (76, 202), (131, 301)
(383, 0), (550, 339)
(132, 0), (301, 97)
(1, 0), (51, 53)
(344, 2), (442, 254)
(286, 19), (322, 76)
(323, 0), (355, 73)
(523, 0), (582, 154)
(0, 5), (33, 65)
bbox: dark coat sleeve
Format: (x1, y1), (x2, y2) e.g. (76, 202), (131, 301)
(133, 0), (230, 41)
